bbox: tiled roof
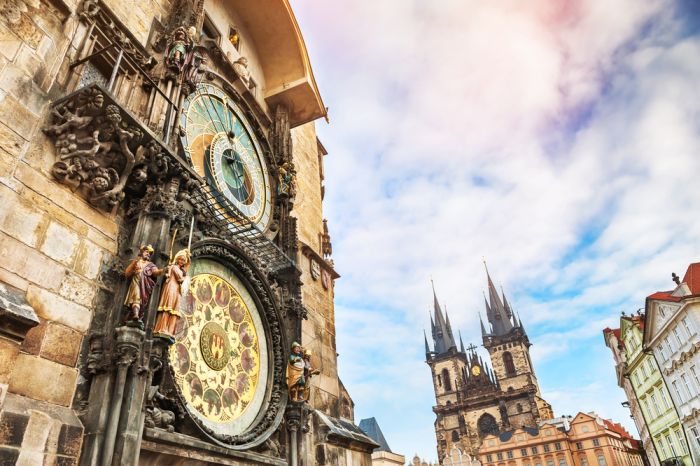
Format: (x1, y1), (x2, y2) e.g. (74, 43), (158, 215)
(647, 291), (681, 302)
(682, 262), (700, 294)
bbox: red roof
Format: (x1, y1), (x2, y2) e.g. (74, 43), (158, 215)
(603, 419), (634, 441)
(682, 262), (700, 294)
(647, 262), (700, 302)
(646, 291), (681, 302)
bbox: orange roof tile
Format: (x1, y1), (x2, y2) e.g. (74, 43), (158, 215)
(682, 262), (700, 294)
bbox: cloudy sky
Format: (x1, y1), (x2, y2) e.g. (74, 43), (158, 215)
(293, 0), (700, 462)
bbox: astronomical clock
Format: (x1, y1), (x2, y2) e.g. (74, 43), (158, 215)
(158, 82), (284, 447)
(181, 83), (272, 230)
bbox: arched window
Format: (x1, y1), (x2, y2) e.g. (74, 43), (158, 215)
(451, 430), (459, 442)
(517, 403), (523, 413)
(437, 374), (442, 387)
(442, 368), (452, 391)
(477, 413), (499, 437)
(503, 351), (516, 376)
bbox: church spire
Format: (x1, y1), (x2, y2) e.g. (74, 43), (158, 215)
(459, 331), (465, 353)
(430, 280), (457, 354)
(483, 262), (514, 336)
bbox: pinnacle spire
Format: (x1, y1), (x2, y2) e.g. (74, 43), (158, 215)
(479, 312), (488, 337)
(424, 329), (431, 356)
(459, 331), (465, 353)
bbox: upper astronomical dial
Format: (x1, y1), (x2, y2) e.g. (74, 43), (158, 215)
(181, 84), (271, 230)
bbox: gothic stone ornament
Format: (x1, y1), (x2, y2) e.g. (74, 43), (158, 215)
(233, 57), (251, 88)
(165, 242), (285, 448)
(43, 85), (198, 211)
(310, 259), (320, 281)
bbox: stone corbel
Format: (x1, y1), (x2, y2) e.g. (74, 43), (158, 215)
(42, 84), (201, 213)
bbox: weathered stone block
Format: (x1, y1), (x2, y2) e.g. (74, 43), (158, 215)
(14, 45), (41, 78)
(40, 323), (82, 367)
(0, 23), (22, 61)
(20, 320), (46, 355)
(0, 268), (28, 292)
(9, 354), (78, 406)
(0, 411), (27, 447)
(0, 191), (46, 247)
(0, 232), (64, 291)
(0, 339), (19, 385)
(25, 286), (90, 333)
(14, 163), (118, 239)
(0, 91), (37, 137)
(12, 15), (42, 49)
(58, 273), (95, 308)
(0, 121), (28, 159)
(40, 222), (80, 267)
(74, 241), (102, 280)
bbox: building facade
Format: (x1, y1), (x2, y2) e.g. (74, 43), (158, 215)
(603, 326), (659, 466)
(0, 0), (374, 464)
(620, 314), (689, 466)
(426, 271), (553, 461)
(478, 412), (645, 466)
(644, 262), (700, 466)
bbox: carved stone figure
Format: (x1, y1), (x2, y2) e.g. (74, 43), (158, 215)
(153, 248), (191, 343)
(277, 161), (296, 199)
(144, 385), (176, 432)
(286, 342), (305, 402)
(233, 56), (251, 87)
(123, 245), (163, 325)
(166, 26), (192, 72)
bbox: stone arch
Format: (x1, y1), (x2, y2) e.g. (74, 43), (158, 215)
(477, 413), (499, 437)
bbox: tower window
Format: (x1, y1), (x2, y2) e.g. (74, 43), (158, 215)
(477, 413), (499, 437)
(517, 403), (523, 413)
(442, 368), (452, 391)
(451, 431), (459, 442)
(503, 351), (516, 376)
(437, 374), (442, 387)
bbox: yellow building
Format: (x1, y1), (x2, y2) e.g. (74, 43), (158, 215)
(478, 412), (645, 466)
(0, 0), (374, 464)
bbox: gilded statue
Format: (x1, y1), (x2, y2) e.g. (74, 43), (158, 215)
(124, 245), (164, 325)
(153, 248), (191, 343)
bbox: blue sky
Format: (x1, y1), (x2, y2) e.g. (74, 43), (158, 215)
(293, 0), (700, 462)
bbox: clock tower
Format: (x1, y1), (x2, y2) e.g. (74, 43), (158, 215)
(426, 270), (553, 462)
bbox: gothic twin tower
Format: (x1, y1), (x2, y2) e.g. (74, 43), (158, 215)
(425, 269), (553, 460)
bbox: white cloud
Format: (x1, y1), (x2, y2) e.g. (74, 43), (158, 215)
(293, 0), (700, 460)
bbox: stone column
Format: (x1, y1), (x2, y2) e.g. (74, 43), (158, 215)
(101, 326), (143, 466)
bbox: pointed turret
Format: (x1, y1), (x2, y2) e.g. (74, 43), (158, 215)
(502, 288), (513, 318)
(479, 313), (488, 338)
(424, 330), (431, 358)
(459, 331), (466, 353)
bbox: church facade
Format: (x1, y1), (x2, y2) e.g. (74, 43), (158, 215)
(425, 271), (553, 461)
(0, 0), (374, 464)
